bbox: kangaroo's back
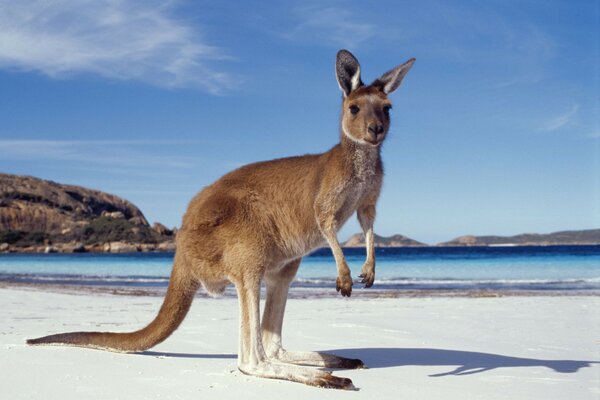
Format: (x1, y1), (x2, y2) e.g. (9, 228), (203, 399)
(180, 149), (345, 261)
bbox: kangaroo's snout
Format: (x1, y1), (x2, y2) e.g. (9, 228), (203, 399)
(367, 123), (384, 142)
(368, 123), (384, 135)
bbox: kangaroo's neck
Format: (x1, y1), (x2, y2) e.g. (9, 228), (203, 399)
(337, 133), (382, 180)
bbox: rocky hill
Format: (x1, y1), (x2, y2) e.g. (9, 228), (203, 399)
(438, 229), (600, 246)
(0, 173), (175, 253)
(343, 233), (426, 247)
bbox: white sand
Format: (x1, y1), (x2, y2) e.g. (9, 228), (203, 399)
(1, 288), (598, 399)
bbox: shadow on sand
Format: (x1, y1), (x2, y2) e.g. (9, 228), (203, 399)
(136, 348), (597, 377)
(326, 348), (598, 377)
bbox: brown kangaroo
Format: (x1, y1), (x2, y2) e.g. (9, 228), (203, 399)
(27, 50), (415, 390)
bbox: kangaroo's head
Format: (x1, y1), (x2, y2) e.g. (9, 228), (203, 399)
(336, 50), (415, 147)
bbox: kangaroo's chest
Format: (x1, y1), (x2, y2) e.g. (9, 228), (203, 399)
(338, 178), (373, 216)
(336, 160), (380, 223)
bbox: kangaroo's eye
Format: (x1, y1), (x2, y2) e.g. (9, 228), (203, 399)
(349, 105), (360, 115)
(383, 105), (392, 114)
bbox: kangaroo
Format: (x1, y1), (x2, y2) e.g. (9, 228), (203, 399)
(27, 50), (415, 390)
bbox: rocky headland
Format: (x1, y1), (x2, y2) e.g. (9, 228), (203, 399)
(0, 173), (175, 253)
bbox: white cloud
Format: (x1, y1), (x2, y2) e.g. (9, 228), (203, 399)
(540, 104), (579, 132)
(285, 5), (376, 48)
(0, 139), (196, 169)
(283, 1), (556, 85)
(0, 0), (236, 93)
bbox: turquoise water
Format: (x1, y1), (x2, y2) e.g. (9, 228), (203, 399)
(0, 246), (599, 292)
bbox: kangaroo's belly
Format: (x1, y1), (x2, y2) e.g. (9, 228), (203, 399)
(275, 222), (327, 261)
(273, 188), (366, 262)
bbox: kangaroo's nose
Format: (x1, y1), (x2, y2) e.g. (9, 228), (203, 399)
(368, 124), (384, 136)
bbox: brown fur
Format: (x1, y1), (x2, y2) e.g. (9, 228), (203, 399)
(27, 50), (415, 390)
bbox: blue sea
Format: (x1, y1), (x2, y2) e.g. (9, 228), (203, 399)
(0, 246), (599, 294)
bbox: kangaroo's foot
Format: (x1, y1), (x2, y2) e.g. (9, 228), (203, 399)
(268, 348), (365, 369)
(336, 272), (353, 297)
(238, 361), (356, 390)
(359, 261), (375, 288)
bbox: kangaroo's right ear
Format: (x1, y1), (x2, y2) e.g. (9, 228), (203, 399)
(336, 50), (363, 97)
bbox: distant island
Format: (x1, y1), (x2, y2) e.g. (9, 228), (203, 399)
(344, 229), (600, 247)
(343, 233), (426, 247)
(438, 229), (600, 247)
(1, 172), (599, 253)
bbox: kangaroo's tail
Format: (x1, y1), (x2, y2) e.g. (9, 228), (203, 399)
(26, 257), (199, 353)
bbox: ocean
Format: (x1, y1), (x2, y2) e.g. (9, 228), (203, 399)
(1, 246), (599, 295)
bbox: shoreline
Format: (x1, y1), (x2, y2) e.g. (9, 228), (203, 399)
(2, 243), (600, 254)
(2, 280), (599, 299)
(2, 246), (598, 298)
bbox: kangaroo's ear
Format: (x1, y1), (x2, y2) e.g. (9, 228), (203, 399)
(373, 58), (416, 94)
(336, 50), (363, 97)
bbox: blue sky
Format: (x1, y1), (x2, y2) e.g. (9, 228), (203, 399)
(0, 0), (598, 244)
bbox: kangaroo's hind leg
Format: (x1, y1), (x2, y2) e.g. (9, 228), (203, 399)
(261, 259), (365, 369)
(233, 264), (355, 389)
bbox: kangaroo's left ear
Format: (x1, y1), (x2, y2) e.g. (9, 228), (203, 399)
(372, 58), (416, 94)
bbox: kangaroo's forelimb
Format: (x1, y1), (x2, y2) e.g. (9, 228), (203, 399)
(357, 193), (379, 287)
(315, 190), (353, 297)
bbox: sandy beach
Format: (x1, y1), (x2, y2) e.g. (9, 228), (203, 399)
(1, 287), (598, 399)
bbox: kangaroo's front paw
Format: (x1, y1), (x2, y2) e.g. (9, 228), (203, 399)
(336, 274), (353, 297)
(358, 264), (375, 288)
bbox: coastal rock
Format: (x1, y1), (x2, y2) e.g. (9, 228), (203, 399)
(107, 242), (139, 253)
(139, 243), (157, 252)
(0, 242), (9, 252)
(71, 243), (86, 253)
(102, 211), (125, 219)
(152, 222), (173, 236)
(62, 242), (86, 253)
(85, 243), (106, 253)
(44, 245), (58, 253)
(157, 241), (176, 252)
(129, 216), (148, 226)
